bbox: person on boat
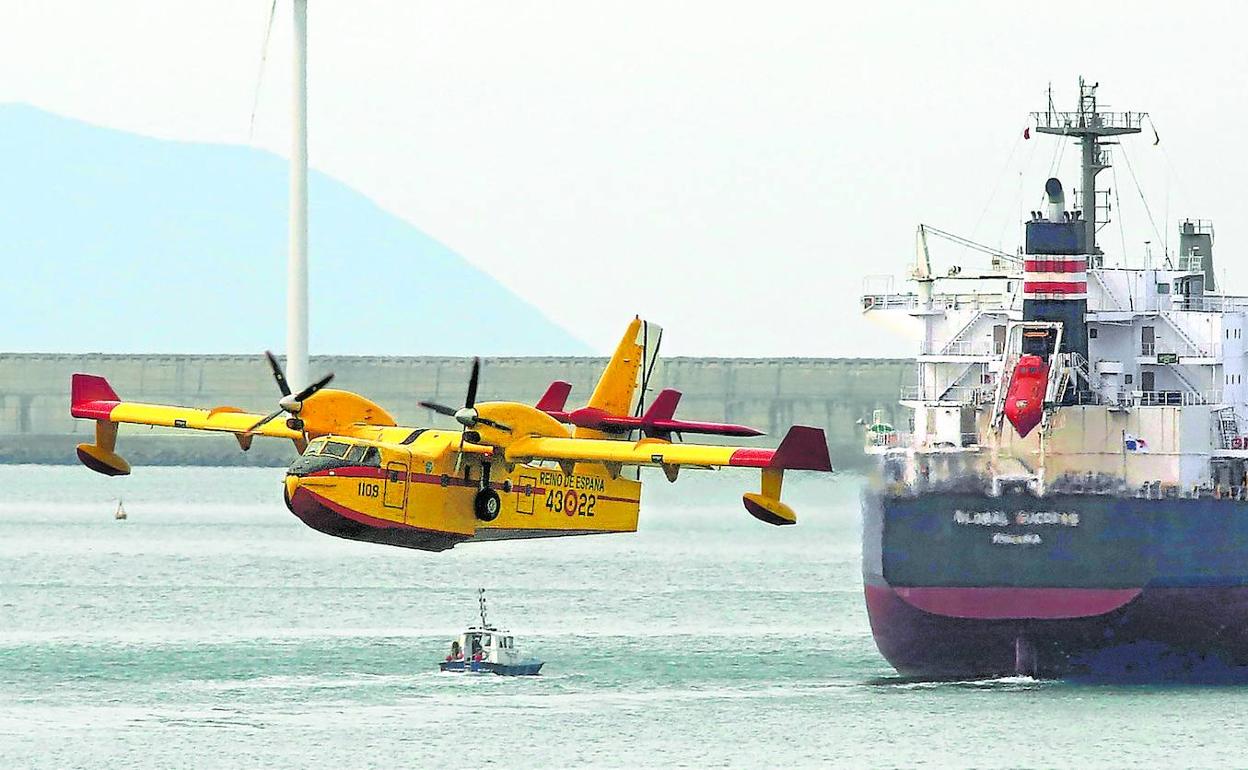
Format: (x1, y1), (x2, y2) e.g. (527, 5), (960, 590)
(446, 640), (463, 662)
(471, 637), (483, 661)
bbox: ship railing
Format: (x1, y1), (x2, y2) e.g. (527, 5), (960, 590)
(900, 385), (995, 404)
(862, 292), (1009, 313)
(1065, 389), (1222, 407)
(865, 430), (912, 450)
(925, 339), (997, 357)
(1031, 110), (1147, 131)
(1176, 295), (1248, 313)
(862, 293), (918, 311)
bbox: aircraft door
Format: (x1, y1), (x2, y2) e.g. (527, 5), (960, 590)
(384, 456), (409, 509)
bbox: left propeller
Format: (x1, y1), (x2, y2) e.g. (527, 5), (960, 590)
(419, 357), (511, 434)
(247, 351), (334, 434)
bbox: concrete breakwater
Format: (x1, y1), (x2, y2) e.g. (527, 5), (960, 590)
(0, 354), (912, 469)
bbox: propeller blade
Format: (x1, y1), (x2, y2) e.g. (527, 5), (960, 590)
(263, 350), (292, 397)
(419, 401), (459, 417)
(247, 408), (285, 434)
(292, 372), (334, 402)
(475, 416), (512, 433)
(465, 357), (481, 409)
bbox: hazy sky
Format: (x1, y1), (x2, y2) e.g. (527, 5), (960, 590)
(4, 1), (1247, 356)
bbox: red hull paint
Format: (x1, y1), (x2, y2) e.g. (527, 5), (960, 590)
(893, 586), (1142, 619)
(865, 580), (1248, 680)
(287, 486), (466, 552)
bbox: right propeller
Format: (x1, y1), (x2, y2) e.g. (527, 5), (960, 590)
(247, 350), (335, 434)
(419, 357), (511, 434)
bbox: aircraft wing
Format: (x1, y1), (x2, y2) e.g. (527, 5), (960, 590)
(72, 374), (301, 440)
(504, 425), (831, 472)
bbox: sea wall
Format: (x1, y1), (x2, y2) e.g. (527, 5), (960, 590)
(0, 354), (912, 469)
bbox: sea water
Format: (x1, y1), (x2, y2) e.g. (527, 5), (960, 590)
(1, 465), (1246, 768)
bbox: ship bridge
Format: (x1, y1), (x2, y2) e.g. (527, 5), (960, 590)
(863, 79), (1248, 498)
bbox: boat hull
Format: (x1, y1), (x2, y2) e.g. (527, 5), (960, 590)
(863, 489), (1248, 681)
(439, 660), (544, 676)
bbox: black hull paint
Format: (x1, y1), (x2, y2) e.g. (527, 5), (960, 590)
(863, 488), (1248, 681)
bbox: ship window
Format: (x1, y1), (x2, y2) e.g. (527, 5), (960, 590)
(345, 445), (366, 464)
(1157, 283), (1170, 294)
(1125, 374), (1134, 385)
(323, 440), (350, 458)
(1089, 328), (1098, 339)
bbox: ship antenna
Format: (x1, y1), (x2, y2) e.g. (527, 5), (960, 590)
(478, 587), (488, 628)
(1031, 77), (1145, 264)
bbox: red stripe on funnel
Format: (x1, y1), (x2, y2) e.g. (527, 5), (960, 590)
(1023, 281), (1087, 294)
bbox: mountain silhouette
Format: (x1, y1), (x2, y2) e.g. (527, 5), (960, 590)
(0, 104), (590, 355)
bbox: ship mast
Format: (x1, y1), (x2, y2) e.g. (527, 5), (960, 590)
(1031, 78), (1145, 264)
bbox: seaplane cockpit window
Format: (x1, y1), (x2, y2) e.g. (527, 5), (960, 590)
(362, 447), (382, 467)
(323, 441), (350, 458)
(345, 445), (367, 464)
(305, 438), (328, 456)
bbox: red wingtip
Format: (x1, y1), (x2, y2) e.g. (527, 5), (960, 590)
(768, 426), (833, 472)
(536, 381), (573, 413)
(71, 373), (121, 420)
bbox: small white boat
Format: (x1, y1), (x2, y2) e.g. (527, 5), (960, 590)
(114, 499), (127, 520)
(439, 589), (543, 676)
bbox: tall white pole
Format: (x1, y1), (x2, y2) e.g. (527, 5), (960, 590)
(287, 0), (310, 391)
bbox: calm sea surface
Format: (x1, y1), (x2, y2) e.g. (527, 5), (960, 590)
(2, 465), (1247, 768)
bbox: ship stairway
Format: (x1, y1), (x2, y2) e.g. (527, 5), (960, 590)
(989, 353), (1019, 433)
(1090, 271), (1128, 311)
(1217, 408), (1240, 450)
(938, 310), (1004, 355)
(937, 362), (986, 401)
(1166, 362), (1202, 396)
(1162, 314), (1213, 358)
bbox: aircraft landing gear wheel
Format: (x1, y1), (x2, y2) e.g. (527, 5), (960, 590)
(474, 489), (501, 522)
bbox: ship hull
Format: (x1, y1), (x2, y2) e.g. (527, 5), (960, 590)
(863, 489), (1248, 681)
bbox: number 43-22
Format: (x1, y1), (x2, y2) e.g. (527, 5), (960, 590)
(545, 489), (595, 517)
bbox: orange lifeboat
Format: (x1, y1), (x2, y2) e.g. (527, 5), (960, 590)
(1003, 354), (1049, 438)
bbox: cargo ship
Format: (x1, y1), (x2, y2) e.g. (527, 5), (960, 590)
(861, 79), (1248, 680)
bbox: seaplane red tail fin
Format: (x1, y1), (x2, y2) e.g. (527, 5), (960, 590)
(536, 381), (572, 414)
(71, 373), (122, 420)
(768, 425), (834, 472)
(640, 389), (681, 423)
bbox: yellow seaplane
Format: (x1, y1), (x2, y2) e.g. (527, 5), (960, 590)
(69, 318), (832, 552)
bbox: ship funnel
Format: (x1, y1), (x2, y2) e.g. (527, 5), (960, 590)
(1045, 178), (1065, 223)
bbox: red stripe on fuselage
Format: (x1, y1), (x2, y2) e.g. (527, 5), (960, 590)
(728, 448), (775, 468)
(70, 400), (120, 421)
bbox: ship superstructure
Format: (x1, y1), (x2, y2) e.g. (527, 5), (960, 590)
(860, 80), (1248, 680)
